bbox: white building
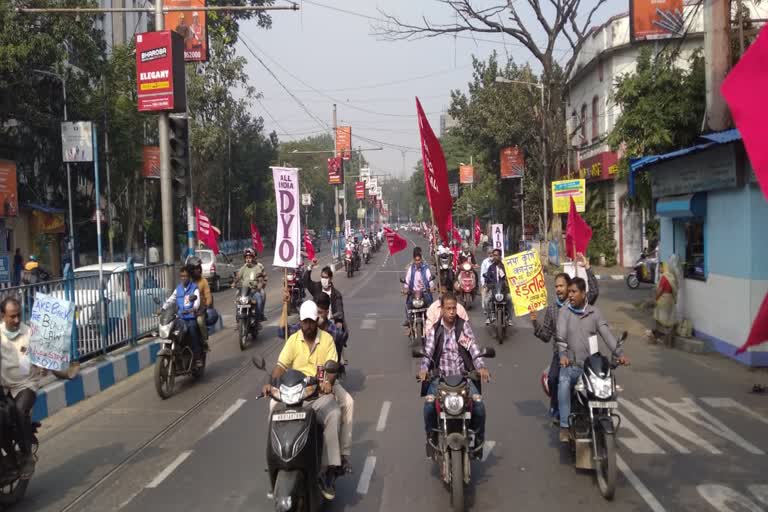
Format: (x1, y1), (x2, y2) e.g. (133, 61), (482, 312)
(98, 0), (148, 54)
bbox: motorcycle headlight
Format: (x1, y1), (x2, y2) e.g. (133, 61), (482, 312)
(495, 293), (504, 302)
(287, 273), (295, 281)
(279, 383), (305, 406)
(238, 296), (250, 305)
(412, 299), (424, 308)
(443, 393), (465, 415)
(588, 375), (613, 399)
(159, 323), (172, 339)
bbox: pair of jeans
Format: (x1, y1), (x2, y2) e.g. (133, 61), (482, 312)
(547, 352), (561, 418)
(12, 389), (36, 455)
(558, 366), (584, 428)
(182, 318), (202, 355)
(250, 290), (266, 319)
(423, 379), (486, 444)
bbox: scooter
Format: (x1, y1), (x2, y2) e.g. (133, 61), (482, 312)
(626, 249), (658, 289)
(154, 297), (207, 399)
(453, 262), (477, 309)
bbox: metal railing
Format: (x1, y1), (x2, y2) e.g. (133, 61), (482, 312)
(0, 259), (172, 362)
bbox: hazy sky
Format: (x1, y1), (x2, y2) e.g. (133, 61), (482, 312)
(234, 1), (626, 178)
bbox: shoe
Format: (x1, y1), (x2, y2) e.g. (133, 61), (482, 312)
(202, 341), (211, 352)
(19, 454), (35, 478)
(507, 319), (515, 327)
(195, 358), (205, 369)
(319, 469), (337, 500)
(425, 433), (437, 459)
(341, 456), (352, 474)
(559, 428), (571, 443)
(485, 318), (491, 326)
(551, 416), (560, 426)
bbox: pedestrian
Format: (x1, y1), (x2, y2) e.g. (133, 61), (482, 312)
(648, 254), (682, 346)
(12, 249), (22, 287)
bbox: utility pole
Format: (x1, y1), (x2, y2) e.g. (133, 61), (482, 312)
(333, 104), (340, 241)
(155, 0), (174, 283)
(103, 77), (114, 262)
(185, 67), (196, 258)
(704, 0), (732, 131)
(62, 77), (77, 268)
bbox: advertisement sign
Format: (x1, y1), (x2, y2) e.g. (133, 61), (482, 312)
(327, 156), (343, 185)
(357, 208), (366, 220)
(31, 210), (65, 234)
(336, 126), (352, 160)
(552, 179), (586, 214)
(503, 250), (547, 317)
(301, 193), (312, 206)
(0, 161), (18, 218)
(366, 178), (378, 191)
(142, 146), (161, 179)
(344, 219), (352, 238)
(449, 182), (459, 198)
(500, 146), (525, 179)
(165, 0), (208, 62)
(575, 151), (619, 181)
(29, 292), (75, 371)
(272, 167), (301, 268)
(61, 121), (94, 162)
(491, 223), (504, 257)
(135, 30), (187, 112)
(355, 181), (365, 200)
(360, 167), (371, 182)
(459, 164), (474, 184)
(630, 0), (684, 42)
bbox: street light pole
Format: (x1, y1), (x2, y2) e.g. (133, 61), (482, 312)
(61, 78), (77, 268)
(155, 0), (174, 284)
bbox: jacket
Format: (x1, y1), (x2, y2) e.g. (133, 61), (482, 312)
(421, 317), (483, 395)
(165, 282), (200, 320)
(555, 304), (622, 363)
(533, 267), (599, 348)
(303, 267), (345, 323)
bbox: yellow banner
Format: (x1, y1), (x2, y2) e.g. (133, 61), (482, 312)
(140, 81), (170, 91)
(551, 179), (585, 214)
(503, 250), (548, 317)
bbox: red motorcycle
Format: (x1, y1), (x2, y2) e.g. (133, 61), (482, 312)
(453, 261), (477, 309)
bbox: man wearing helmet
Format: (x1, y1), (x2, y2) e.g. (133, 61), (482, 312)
(188, 256), (213, 351)
(233, 248), (267, 321)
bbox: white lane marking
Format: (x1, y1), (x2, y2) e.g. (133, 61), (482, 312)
(611, 275), (624, 280)
(207, 399), (247, 435)
(618, 416), (666, 454)
(365, 312), (378, 317)
(697, 484), (764, 512)
(376, 401), (392, 432)
(117, 490), (142, 510)
(146, 450), (193, 488)
(701, 397), (768, 426)
(361, 319), (377, 330)
(616, 455), (667, 512)
(356, 456), (377, 494)
(481, 440), (496, 462)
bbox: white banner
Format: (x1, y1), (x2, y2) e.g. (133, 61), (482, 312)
(491, 223), (505, 257)
(360, 167), (371, 182)
(367, 178), (378, 191)
(29, 292), (74, 371)
(272, 167), (301, 268)
(61, 121), (94, 163)
(301, 193), (312, 206)
(344, 219), (352, 238)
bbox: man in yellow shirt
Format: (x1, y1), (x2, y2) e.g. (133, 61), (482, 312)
(188, 257), (213, 351)
(262, 301), (342, 500)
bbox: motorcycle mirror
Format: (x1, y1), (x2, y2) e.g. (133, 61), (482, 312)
(479, 347), (496, 359)
(252, 356), (266, 370)
(411, 348), (427, 359)
(324, 360), (341, 374)
(619, 331), (629, 343)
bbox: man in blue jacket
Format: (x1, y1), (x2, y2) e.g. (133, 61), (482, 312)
(164, 266), (203, 367)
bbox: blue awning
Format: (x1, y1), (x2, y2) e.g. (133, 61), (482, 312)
(655, 193), (706, 218)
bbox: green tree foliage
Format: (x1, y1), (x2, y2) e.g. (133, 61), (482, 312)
(582, 187), (616, 266)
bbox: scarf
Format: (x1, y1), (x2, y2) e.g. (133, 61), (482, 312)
(568, 303), (586, 315)
(2, 325), (22, 340)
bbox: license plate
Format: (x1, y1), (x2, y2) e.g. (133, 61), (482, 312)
(273, 411), (307, 422)
(589, 401), (618, 409)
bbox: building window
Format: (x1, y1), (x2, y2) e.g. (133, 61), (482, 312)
(683, 219), (705, 280)
(598, 59), (604, 82)
(592, 96), (599, 141)
(580, 104), (587, 146)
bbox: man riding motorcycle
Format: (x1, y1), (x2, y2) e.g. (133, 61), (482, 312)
(418, 292), (490, 457)
(262, 301), (343, 500)
(361, 235), (372, 263)
(163, 266), (204, 367)
(479, 247), (494, 318)
(457, 242), (479, 288)
(482, 249), (514, 326)
(232, 248), (267, 322)
(555, 277), (629, 443)
(402, 247), (434, 334)
(188, 256), (213, 351)
(304, 259), (346, 331)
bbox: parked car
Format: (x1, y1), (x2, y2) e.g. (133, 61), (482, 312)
(186, 250), (236, 292)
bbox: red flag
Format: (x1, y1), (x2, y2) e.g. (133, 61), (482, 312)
(735, 292), (768, 354)
(303, 229), (316, 261)
(416, 97), (453, 244)
(383, 227), (408, 255)
(250, 223), (264, 254)
(722, 25), (768, 201)
(565, 197), (592, 259)
(195, 207), (219, 254)
(452, 226), (462, 243)
(474, 217), (482, 246)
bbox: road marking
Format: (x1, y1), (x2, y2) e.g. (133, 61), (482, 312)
(697, 484), (764, 512)
(207, 399), (247, 435)
(611, 275), (624, 281)
(361, 319), (377, 330)
(365, 312), (378, 317)
(481, 440), (496, 462)
(376, 401), (391, 432)
(146, 450), (193, 488)
(618, 416), (666, 454)
(701, 397), (768, 426)
(616, 455), (667, 512)
(356, 456), (377, 494)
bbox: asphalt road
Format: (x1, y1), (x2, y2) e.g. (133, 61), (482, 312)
(21, 234), (768, 512)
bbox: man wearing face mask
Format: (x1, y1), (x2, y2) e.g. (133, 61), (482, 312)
(304, 259), (346, 331)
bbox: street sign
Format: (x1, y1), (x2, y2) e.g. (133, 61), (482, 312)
(135, 30), (187, 112)
(301, 193), (312, 206)
(357, 208), (365, 220)
(360, 167), (371, 182)
(61, 121), (94, 162)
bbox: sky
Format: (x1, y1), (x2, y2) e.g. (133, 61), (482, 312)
(234, 0), (626, 179)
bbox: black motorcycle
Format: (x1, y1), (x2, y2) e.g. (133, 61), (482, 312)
(286, 268), (305, 315)
(154, 298), (206, 399)
(254, 357), (342, 512)
(413, 347), (496, 512)
(0, 396), (40, 507)
(626, 249), (658, 289)
(437, 253), (454, 291)
(236, 286), (262, 351)
(487, 280), (510, 344)
(564, 332), (628, 500)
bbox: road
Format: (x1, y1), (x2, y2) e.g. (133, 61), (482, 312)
(21, 234), (768, 512)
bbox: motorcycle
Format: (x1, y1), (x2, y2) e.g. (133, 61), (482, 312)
(344, 247), (355, 278)
(254, 357), (343, 512)
(353, 247), (361, 272)
(453, 262), (477, 309)
(0, 396), (40, 507)
(626, 249), (658, 289)
(362, 244), (371, 264)
(236, 285), (263, 351)
(286, 267), (305, 314)
(413, 346), (496, 512)
(437, 253), (454, 291)
(488, 280), (510, 344)
(546, 332), (628, 500)
(153, 297), (207, 399)
(403, 284), (429, 347)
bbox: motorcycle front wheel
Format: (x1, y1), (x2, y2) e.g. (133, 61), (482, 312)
(495, 309), (504, 344)
(626, 273), (640, 289)
(154, 355), (175, 399)
(450, 449), (465, 512)
(239, 319), (249, 351)
(414, 319), (424, 347)
(0, 466), (31, 507)
(595, 430), (618, 500)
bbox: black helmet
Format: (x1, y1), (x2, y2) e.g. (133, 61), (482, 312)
(188, 256), (202, 268)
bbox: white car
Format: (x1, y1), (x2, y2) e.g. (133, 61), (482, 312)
(186, 250), (237, 292)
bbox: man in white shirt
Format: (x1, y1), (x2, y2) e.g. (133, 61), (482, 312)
(479, 247), (494, 319)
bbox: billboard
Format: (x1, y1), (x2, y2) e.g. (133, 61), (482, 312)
(165, 0), (208, 62)
(500, 146), (525, 179)
(0, 161), (18, 217)
(355, 181), (365, 200)
(135, 30), (187, 112)
(551, 179), (586, 214)
(327, 156), (343, 185)
(336, 126), (352, 160)
(142, 146), (161, 179)
(630, 0), (684, 42)
(61, 121), (94, 163)
(459, 164), (474, 184)
(449, 182), (459, 198)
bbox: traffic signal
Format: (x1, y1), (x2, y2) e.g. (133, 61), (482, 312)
(168, 116), (189, 199)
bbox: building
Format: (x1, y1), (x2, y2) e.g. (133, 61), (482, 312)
(630, 130), (768, 367)
(98, 0), (148, 54)
(440, 113), (459, 137)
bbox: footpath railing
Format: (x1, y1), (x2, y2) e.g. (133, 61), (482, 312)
(0, 259), (172, 363)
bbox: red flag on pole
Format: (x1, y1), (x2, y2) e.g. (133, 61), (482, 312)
(565, 197), (592, 260)
(416, 97), (453, 244)
(452, 226), (462, 244)
(722, 25), (768, 201)
(195, 207), (219, 254)
(250, 223), (264, 254)
(474, 217), (482, 246)
(735, 292), (768, 354)
(303, 229), (316, 261)
(383, 227), (408, 255)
